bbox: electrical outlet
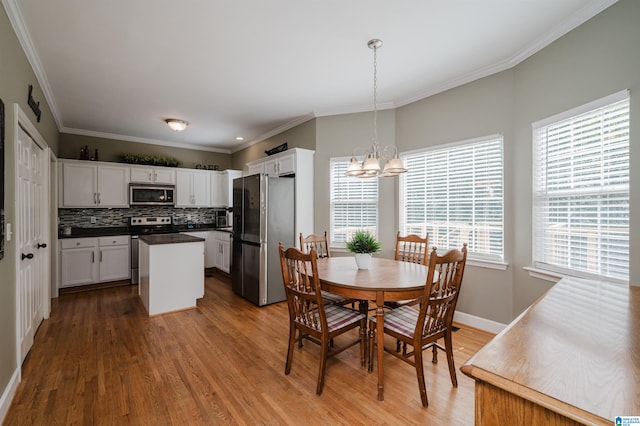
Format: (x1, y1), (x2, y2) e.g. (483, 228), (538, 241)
(90, 216), (97, 224)
(187, 214), (192, 221)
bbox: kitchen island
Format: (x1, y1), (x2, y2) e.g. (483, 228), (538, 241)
(138, 233), (205, 316)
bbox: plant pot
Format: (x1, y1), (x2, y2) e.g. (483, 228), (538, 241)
(354, 253), (372, 270)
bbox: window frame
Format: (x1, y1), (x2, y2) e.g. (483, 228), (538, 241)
(530, 90), (630, 284)
(399, 134), (506, 267)
(329, 156), (379, 249)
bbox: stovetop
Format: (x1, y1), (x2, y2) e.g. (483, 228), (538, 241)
(129, 216), (174, 236)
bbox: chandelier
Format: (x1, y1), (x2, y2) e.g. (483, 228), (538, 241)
(346, 39), (407, 178)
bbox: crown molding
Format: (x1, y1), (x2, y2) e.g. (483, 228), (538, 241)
(314, 101), (397, 118)
(61, 127), (232, 154)
(231, 113), (316, 153)
(2, 0), (64, 130)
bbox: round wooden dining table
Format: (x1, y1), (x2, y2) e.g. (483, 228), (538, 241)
(315, 256), (428, 401)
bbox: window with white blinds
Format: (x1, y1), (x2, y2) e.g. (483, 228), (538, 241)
(330, 158), (378, 245)
(532, 91), (629, 282)
(399, 135), (504, 261)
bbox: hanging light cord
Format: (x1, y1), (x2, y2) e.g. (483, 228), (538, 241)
(372, 42), (378, 149)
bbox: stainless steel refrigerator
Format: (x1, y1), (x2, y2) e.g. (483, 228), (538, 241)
(231, 174), (294, 306)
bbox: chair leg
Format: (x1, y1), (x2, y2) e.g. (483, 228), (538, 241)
(359, 320), (366, 367)
(396, 339), (401, 353)
(414, 345), (429, 407)
(285, 325), (297, 375)
(444, 331), (458, 387)
(432, 342), (438, 364)
(316, 338), (330, 395)
(368, 323), (375, 373)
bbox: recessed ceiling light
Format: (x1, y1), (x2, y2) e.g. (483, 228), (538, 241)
(165, 118), (189, 131)
(235, 136), (245, 141)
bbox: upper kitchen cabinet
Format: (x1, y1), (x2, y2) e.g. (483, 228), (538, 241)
(246, 149), (297, 177)
(59, 160), (130, 208)
(176, 169), (211, 207)
(211, 170), (242, 208)
(130, 166), (176, 185)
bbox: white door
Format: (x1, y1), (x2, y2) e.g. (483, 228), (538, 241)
(17, 126), (47, 363)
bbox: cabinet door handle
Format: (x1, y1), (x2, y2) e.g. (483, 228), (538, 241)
(97, 193), (101, 204)
(91, 251), (95, 263)
(100, 250), (103, 262)
(21, 253), (34, 261)
(37, 243), (47, 249)
(94, 193), (98, 204)
(149, 171), (153, 181)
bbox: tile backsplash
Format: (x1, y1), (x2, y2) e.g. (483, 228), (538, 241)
(59, 206), (227, 228)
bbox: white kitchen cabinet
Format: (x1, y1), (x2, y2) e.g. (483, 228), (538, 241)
(182, 231), (216, 268)
(60, 235), (130, 287)
(130, 166), (176, 184)
(212, 231), (232, 273)
(60, 238), (99, 286)
(60, 160), (130, 208)
(97, 236), (131, 282)
(176, 169), (211, 207)
(259, 153), (296, 177)
(211, 170), (242, 207)
(244, 148), (315, 241)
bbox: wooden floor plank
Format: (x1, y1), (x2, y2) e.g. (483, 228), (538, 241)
(5, 274), (494, 425)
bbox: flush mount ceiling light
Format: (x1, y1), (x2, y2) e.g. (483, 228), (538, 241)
(165, 118), (189, 131)
(346, 39), (407, 178)
(235, 136), (245, 141)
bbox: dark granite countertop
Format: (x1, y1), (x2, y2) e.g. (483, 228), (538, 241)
(139, 233), (205, 245)
(58, 224), (232, 239)
(58, 227), (130, 239)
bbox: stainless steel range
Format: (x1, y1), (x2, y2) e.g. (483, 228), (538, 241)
(130, 216), (173, 284)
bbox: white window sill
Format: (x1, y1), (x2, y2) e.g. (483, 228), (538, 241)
(523, 266), (628, 285)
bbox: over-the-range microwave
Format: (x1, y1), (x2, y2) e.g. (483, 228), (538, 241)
(129, 184), (175, 206)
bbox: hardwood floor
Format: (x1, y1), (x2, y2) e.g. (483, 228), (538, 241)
(5, 273), (494, 425)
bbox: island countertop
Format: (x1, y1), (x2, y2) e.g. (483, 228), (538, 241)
(461, 277), (639, 425)
(139, 233), (205, 245)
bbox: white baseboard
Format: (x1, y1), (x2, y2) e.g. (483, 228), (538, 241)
(0, 367), (20, 424)
(454, 311), (507, 335)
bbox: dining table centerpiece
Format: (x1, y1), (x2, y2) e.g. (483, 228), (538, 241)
(346, 230), (381, 270)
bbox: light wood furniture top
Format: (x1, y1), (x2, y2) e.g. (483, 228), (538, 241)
(461, 277), (639, 425)
(315, 256), (428, 401)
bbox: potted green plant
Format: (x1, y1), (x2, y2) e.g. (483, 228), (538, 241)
(346, 229), (381, 269)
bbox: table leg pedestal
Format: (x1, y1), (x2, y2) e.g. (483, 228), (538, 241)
(376, 294), (385, 401)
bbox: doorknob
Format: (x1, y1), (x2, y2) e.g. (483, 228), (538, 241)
(37, 243), (47, 249)
(21, 253), (34, 260)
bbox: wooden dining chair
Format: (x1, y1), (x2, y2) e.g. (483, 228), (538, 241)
(278, 243), (366, 395)
(300, 232), (331, 258)
(385, 232), (430, 311)
(299, 232), (354, 307)
(369, 243), (468, 407)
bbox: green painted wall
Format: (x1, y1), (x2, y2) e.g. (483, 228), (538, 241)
(0, 4), (59, 402)
(59, 133), (232, 170)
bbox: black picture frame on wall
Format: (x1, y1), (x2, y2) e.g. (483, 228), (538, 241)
(0, 98), (5, 261)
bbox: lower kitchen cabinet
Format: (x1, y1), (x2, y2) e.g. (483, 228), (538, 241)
(212, 231), (231, 274)
(60, 235), (130, 287)
(182, 230), (231, 273)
